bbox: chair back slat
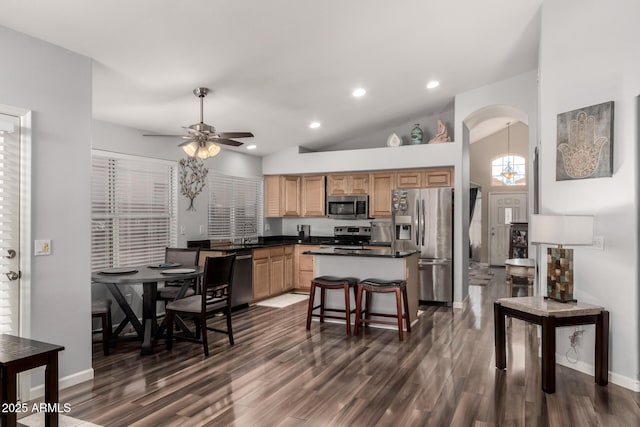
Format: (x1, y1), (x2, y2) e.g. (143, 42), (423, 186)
(201, 254), (236, 311)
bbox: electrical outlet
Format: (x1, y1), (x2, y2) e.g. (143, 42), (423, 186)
(592, 236), (604, 251)
(199, 225), (205, 235)
(569, 329), (583, 347)
(180, 225), (186, 235)
(126, 293), (133, 305)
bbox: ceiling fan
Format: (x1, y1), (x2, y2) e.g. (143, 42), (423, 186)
(143, 87), (254, 159)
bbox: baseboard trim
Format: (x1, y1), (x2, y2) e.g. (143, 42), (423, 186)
(555, 355), (640, 392)
(453, 294), (470, 310)
(28, 368), (94, 400)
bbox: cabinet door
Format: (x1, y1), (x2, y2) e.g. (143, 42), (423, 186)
(302, 175), (326, 217)
(327, 174), (349, 196)
(396, 170), (422, 189)
(284, 247), (294, 291)
(369, 172), (394, 218)
(264, 175), (282, 217)
(298, 270), (313, 291)
(424, 168), (453, 188)
(350, 174), (370, 195)
(269, 248), (285, 295)
(252, 256), (270, 300)
(282, 176), (301, 216)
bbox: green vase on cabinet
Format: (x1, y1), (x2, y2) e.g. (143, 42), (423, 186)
(411, 124), (423, 145)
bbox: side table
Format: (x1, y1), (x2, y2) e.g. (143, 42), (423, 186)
(494, 297), (609, 393)
(0, 334), (64, 427)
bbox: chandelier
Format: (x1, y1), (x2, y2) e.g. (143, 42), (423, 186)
(501, 122), (516, 182)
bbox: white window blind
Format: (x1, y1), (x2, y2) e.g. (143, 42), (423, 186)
(208, 173), (263, 241)
(91, 152), (177, 271)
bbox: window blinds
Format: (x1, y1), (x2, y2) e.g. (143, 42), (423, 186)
(91, 153), (177, 271)
(208, 173), (263, 241)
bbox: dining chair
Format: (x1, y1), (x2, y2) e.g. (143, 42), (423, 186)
(157, 247), (200, 302)
(91, 299), (112, 356)
(165, 254), (236, 356)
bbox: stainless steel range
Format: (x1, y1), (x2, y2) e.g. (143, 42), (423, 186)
(323, 226), (372, 247)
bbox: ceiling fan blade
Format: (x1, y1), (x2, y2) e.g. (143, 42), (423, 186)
(178, 140), (197, 147)
(211, 138), (244, 147)
(217, 132), (254, 139)
(143, 134), (185, 137)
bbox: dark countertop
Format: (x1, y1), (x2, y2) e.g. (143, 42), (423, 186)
(188, 236), (390, 252)
(303, 248), (417, 258)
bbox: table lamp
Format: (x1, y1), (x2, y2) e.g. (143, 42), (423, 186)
(530, 214), (594, 303)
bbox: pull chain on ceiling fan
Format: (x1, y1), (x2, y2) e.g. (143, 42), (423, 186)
(143, 87), (254, 159)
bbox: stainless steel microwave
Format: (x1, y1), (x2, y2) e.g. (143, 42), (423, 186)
(326, 195), (368, 219)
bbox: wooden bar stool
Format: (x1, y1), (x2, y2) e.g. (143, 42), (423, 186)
(354, 278), (411, 341)
(92, 300), (112, 355)
(306, 276), (359, 335)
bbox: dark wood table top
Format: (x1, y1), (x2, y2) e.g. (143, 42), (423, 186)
(0, 334), (64, 365)
(91, 265), (203, 284)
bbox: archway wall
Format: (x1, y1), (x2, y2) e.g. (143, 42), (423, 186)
(452, 70), (538, 305)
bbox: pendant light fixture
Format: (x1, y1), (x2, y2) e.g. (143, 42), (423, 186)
(501, 122), (516, 182)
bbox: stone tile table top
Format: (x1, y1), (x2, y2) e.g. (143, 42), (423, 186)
(496, 296), (604, 317)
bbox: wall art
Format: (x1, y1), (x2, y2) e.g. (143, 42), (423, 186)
(179, 157), (208, 211)
(556, 101), (613, 181)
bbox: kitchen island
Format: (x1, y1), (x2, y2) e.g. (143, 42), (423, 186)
(303, 248), (420, 329)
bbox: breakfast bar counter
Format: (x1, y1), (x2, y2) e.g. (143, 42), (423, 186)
(303, 249), (420, 328)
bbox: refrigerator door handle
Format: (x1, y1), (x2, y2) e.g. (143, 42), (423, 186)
(421, 199), (426, 246)
(415, 201), (420, 246)
(419, 259), (450, 266)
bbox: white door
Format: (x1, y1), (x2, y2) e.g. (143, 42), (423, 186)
(488, 192), (527, 266)
(0, 112), (22, 334)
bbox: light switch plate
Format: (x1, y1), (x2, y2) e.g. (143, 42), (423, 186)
(35, 239), (52, 256)
(592, 236), (604, 251)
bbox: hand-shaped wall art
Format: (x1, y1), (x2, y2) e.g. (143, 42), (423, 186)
(556, 101), (613, 180)
(179, 157), (209, 211)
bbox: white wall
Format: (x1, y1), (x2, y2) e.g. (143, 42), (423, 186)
(0, 26), (93, 389)
(539, 0), (639, 390)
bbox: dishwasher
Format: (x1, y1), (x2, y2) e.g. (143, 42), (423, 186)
(230, 250), (252, 309)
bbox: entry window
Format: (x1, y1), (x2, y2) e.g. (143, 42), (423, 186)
(492, 155), (526, 186)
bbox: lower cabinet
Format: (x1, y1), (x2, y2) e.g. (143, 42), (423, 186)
(252, 245), (295, 302)
(296, 245), (319, 290)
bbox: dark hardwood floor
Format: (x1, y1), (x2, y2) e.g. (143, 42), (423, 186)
(58, 267), (638, 426)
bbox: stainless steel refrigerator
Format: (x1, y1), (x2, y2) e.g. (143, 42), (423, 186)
(391, 188), (453, 303)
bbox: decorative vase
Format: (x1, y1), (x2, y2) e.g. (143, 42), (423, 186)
(411, 124), (423, 145)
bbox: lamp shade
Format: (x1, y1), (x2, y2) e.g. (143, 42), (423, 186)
(530, 214), (594, 246)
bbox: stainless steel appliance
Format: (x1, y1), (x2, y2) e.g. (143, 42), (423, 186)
(326, 195), (368, 220)
(391, 188), (453, 303)
(297, 224), (311, 243)
(370, 221), (393, 245)
(318, 226), (371, 248)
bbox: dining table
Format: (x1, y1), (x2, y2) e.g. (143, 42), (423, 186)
(91, 265), (203, 354)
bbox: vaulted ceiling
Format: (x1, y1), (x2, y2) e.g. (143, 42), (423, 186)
(0, 0), (541, 156)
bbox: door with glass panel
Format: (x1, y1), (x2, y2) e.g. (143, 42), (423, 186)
(0, 113), (22, 334)
(489, 192), (527, 266)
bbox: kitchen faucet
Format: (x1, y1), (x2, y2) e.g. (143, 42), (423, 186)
(242, 223), (257, 245)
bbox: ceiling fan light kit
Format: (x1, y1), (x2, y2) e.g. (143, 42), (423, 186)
(144, 87), (254, 158)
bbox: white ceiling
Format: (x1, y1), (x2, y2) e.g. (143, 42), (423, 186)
(0, 0), (541, 156)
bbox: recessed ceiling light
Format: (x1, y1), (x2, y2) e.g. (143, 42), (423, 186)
(246, 144), (257, 150)
(309, 121), (321, 129)
(352, 88), (366, 97)
(426, 81), (440, 89)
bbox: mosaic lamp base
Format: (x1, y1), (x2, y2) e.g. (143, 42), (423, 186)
(545, 247), (577, 303)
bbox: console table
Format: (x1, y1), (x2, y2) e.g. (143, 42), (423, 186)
(494, 297), (609, 393)
(0, 334), (64, 426)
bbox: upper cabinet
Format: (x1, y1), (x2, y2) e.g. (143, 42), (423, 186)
(265, 175), (301, 217)
(302, 175), (325, 217)
(369, 172), (395, 218)
(424, 168), (453, 187)
(327, 173), (369, 196)
(396, 170), (423, 189)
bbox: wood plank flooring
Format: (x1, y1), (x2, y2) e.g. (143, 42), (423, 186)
(54, 268), (639, 426)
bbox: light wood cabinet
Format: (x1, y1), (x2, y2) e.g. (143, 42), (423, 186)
(269, 247), (284, 295)
(327, 173), (369, 195)
(284, 246), (294, 291)
(295, 245), (319, 290)
(396, 170), (423, 189)
(264, 175), (301, 217)
(252, 248), (270, 301)
(424, 168), (453, 187)
(302, 175), (325, 217)
(369, 172), (395, 218)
